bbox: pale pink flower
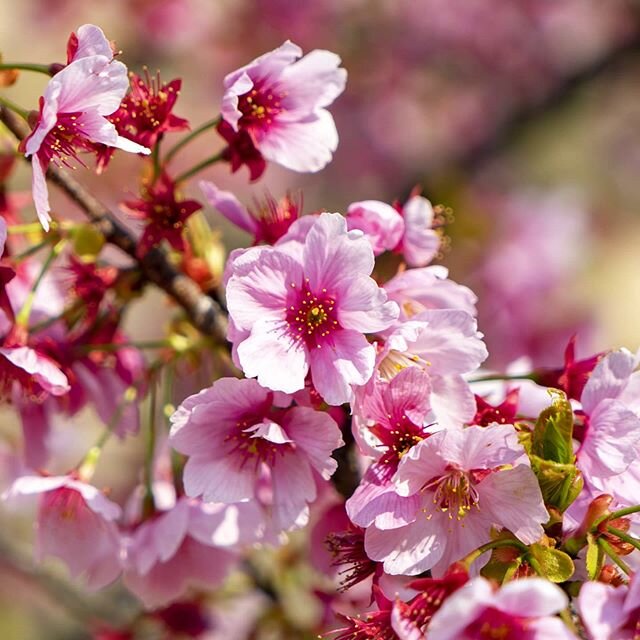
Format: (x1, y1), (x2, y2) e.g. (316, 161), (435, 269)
(396, 195), (440, 267)
(170, 377), (343, 531)
(577, 573), (640, 640)
(66, 24), (115, 63)
(428, 577), (576, 640)
(4, 474), (122, 589)
(384, 265), (477, 323)
(123, 497), (260, 607)
(365, 425), (548, 576)
(575, 349), (640, 506)
(225, 212), (399, 405)
(23, 32), (149, 230)
(376, 309), (487, 427)
(347, 367), (435, 531)
(221, 41), (346, 173)
(346, 200), (405, 256)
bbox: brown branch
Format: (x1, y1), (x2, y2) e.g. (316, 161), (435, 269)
(0, 106), (227, 342)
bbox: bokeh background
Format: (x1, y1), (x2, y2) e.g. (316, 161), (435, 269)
(1, 0), (640, 638)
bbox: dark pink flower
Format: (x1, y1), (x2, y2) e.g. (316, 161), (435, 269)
(122, 172), (202, 255)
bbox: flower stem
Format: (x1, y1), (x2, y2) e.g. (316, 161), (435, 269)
(143, 377), (159, 516)
(598, 538), (631, 575)
(174, 151), (225, 183)
(164, 116), (221, 163)
(75, 339), (171, 354)
(0, 95), (29, 120)
(0, 62), (51, 75)
(607, 526), (640, 552)
(460, 538), (529, 567)
(468, 373), (535, 384)
(15, 239), (65, 327)
(593, 504), (640, 530)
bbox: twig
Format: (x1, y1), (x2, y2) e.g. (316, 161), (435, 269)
(0, 106), (228, 342)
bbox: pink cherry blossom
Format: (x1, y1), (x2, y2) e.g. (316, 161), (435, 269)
(225, 212), (399, 405)
(347, 367), (434, 531)
(376, 309), (487, 427)
(427, 577), (576, 640)
(170, 377), (343, 531)
(123, 497), (260, 607)
(383, 265), (478, 323)
(577, 572), (640, 640)
(365, 425), (548, 576)
(574, 349), (640, 506)
(4, 474), (122, 589)
(221, 40), (346, 173)
(346, 200), (405, 256)
(396, 195), (441, 267)
(23, 32), (150, 230)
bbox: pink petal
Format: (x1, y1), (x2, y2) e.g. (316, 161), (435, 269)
(309, 329), (375, 405)
(346, 200), (405, 255)
(271, 452), (316, 530)
(401, 196), (440, 267)
(200, 181), (258, 234)
(427, 578), (494, 640)
(429, 374), (476, 428)
(31, 156), (52, 232)
(71, 24), (114, 61)
(338, 275), (399, 333)
(577, 582), (626, 640)
(581, 349), (637, 414)
(182, 455), (256, 504)
(480, 465), (548, 545)
(237, 320), (309, 393)
(257, 109), (338, 173)
(226, 249), (301, 331)
(493, 578), (567, 617)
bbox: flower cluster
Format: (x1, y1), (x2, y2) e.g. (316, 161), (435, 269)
(0, 19), (640, 640)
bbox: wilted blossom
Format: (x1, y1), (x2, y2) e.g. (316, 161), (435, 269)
(169, 377), (343, 531)
(226, 212), (398, 405)
(427, 577), (576, 640)
(200, 180), (300, 244)
(122, 172), (202, 255)
(4, 474), (122, 589)
(22, 24), (150, 230)
(221, 40), (346, 174)
(577, 571), (640, 640)
(365, 425), (548, 576)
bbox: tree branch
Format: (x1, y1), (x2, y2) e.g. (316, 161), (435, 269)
(0, 106), (228, 342)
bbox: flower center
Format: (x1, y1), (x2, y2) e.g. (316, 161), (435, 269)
(237, 83), (286, 129)
(423, 467), (480, 520)
(378, 349), (430, 381)
(225, 417), (293, 469)
(286, 280), (340, 348)
(39, 111), (93, 166)
(467, 607), (528, 639)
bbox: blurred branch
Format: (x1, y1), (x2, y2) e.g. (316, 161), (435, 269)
(438, 32), (640, 179)
(0, 106), (228, 342)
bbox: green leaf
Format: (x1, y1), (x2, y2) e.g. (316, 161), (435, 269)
(532, 390), (574, 464)
(528, 544), (575, 583)
(585, 534), (604, 580)
(529, 455), (583, 512)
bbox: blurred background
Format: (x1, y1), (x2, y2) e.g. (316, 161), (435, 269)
(1, 0), (640, 637)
